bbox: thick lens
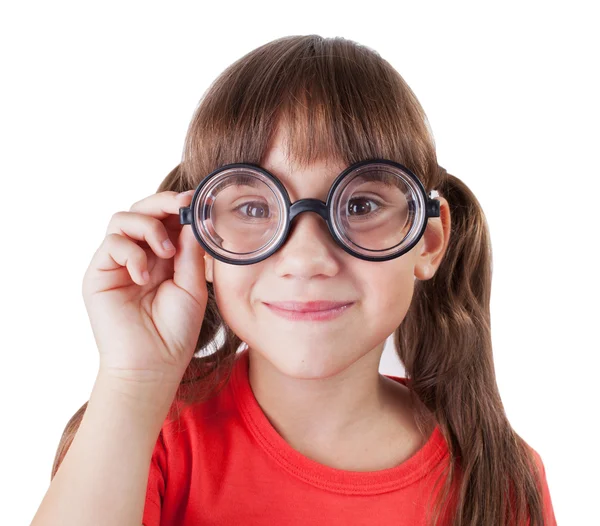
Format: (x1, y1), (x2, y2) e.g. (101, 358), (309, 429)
(194, 168), (284, 257)
(332, 164), (420, 256)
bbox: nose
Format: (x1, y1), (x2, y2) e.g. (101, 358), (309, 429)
(273, 207), (341, 278)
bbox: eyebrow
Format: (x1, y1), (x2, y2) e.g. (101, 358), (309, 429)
(218, 164), (400, 193)
(267, 165), (399, 189)
(213, 174), (261, 193)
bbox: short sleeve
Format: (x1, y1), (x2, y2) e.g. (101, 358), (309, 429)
(530, 448), (557, 526)
(142, 430), (167, 526)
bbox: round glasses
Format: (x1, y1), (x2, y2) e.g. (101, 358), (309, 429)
(179, 158), (440, 265)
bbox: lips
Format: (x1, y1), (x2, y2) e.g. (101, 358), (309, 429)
(263, 301), (354, 312)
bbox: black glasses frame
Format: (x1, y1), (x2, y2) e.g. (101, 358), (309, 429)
(179, 158), (440, 265)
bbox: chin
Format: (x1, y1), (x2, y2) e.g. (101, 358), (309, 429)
(252, 344), (357, 380)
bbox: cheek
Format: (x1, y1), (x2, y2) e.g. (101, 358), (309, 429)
(204, 255), (214, 282)
(212, 263), (255, 317)
(361, 259), (416, 315)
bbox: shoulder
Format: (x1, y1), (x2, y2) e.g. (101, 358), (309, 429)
(521, 442), (557, 524)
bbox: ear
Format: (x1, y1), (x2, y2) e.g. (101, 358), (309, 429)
(414, 196), (451, 280)
(204, 253), (214, 283)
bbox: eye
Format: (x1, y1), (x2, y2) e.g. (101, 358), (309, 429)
(234, 201), (271, 219)
(347, 197), (382, 216)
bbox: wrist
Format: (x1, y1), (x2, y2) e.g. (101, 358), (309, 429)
(93, 368), (181, 422)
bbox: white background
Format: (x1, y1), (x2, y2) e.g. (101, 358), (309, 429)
(1, 1), (597, 524)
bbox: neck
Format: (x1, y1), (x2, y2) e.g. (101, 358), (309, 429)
(246, 344), (426, 469)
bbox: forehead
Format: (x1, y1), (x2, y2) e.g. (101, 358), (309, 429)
(261, 133), (347, 191)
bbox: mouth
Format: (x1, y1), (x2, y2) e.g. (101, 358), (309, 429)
(262, 301), (355, 322)
(263, 301), (355, 312)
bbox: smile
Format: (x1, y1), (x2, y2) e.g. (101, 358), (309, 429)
(263, 302), (355, 321)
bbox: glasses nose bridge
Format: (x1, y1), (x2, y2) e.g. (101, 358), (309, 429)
(288, 198), (329, 224)
(284, 198), (336, 255)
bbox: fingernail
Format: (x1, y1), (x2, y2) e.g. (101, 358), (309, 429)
(162, 238), (175, 251)
(177, 190), (195, 198)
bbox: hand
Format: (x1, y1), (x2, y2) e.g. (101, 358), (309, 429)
(82, 190), (207, 386)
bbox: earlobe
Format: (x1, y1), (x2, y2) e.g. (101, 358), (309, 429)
(414, 264), (432, 280)
(414, 196), (451, 280)
(204, 254), (214, 283)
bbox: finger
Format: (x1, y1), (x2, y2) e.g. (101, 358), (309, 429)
(105, 212), (177, 259)
(172, 220), (207, 306)
(91, 233), (149, 286)
(129, 190), (195, 243)
(129, 190), (195, 219)
(162, 213), (187, 240)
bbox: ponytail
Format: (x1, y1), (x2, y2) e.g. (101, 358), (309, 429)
(395, 166), (546, 525)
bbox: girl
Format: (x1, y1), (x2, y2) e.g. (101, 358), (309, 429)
(33, 35), (556, 525)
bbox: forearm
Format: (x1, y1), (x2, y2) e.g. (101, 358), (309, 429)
(30, 371), (178, 526)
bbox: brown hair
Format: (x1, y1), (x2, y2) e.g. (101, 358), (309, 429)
(51, 35), (547, 525)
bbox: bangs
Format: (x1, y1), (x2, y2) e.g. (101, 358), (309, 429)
(182, 35), (437, 189)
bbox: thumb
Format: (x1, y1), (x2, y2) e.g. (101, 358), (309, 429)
(172, 225), (207, 305)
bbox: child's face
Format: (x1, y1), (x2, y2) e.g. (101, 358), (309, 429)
(203, 129), (447, 379)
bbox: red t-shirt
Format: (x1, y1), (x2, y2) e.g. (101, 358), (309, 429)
(142, 349), (556, 525)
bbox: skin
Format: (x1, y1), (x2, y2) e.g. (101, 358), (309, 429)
(204, 127), (451, 471)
